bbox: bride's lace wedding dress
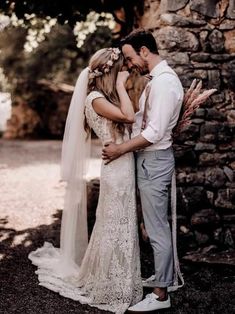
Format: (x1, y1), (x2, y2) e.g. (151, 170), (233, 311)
(29, 90), (143, 314)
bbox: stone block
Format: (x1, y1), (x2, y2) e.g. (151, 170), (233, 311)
(206, 108), (226, 121)
(211, 92), (225, 103)
(200, 122), (219, 141)
(161, 13), (206, 27)
(190, 118), (205, 125)
(155, 26), (199, 51)
(207, 190), (214, 205)
(186, 172), (205, 184)
(193, 69), (208, 80)
(192, 62), (217, 69)
(223, 228), (235, 248)
(205, 167), (227, 188)
(175, 148), (198, 166)
(195, 142), (216, 151)
(191, 209), (220, 227)
(190, 0), (220, 18)
(224, 29), (235, 53)
(227, 110), (235, 123)
(160, 51), (190, 65)
(226, 0), (235, 19)
(211, 53), (235, 61)
(176, 171), (187, 184)
(190, 52), (210, 62)
(223, 166), (235, 182)
(218, 124), (233, 142)
(207, 70), (221, 90)
(181, 186), (209, 213)
(194, 108), (206, 118)
(194, 230), (210, 245)
(218, 143), (233, 152)
(219, 20), (235, 30)
(208, 29), (225, 53)
(200, 30), (210, 52)
(177, 124), (200, 142)
(199, 153), (227, 166)
(165, 0), (189, 12)
(215, 189), (235, 209)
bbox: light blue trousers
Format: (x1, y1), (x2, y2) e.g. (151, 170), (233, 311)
(136, 147), (174, 288)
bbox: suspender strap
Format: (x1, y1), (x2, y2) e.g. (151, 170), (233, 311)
(140, 70), (178, 131)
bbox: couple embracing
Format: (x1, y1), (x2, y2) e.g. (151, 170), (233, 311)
(29, 29), (184, 313)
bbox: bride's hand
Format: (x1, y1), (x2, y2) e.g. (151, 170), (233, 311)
(116, 71), (130, 88)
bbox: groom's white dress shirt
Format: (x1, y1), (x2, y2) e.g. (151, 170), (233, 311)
(131, 60), (184, 151)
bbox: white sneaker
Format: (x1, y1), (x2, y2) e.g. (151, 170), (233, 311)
(128, 293), (171, 312)
(142, 275), (179, 292)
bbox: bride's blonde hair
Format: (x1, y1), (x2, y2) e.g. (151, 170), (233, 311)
(85, 48), (125, 134)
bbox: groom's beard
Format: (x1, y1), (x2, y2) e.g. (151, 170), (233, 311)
(139, 68), (149, 75)
(131, 61), (149, 76)
(130, 65), (149, 76)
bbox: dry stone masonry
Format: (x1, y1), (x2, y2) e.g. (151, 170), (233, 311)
(138, 0), (235, 251)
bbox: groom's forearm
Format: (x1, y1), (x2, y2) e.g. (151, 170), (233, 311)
(102, 135), (152, 163)
(119, 134), (152, 154)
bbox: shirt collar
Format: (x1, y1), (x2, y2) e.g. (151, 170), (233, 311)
(150, 60), (168, 77)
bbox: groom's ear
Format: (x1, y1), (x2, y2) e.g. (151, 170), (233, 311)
(140, 46), (149, 58)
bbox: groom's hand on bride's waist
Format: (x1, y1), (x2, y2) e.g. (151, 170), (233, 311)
(102, 142), (122, 165)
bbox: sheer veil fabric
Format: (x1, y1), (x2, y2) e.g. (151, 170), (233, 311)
(28, 67), (91, 278)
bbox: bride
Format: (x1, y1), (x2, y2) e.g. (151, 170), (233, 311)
(28, 47), (143, 314)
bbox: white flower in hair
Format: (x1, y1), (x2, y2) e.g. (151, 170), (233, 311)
(94, 69), (102, 76)
(112, 48), (121, 60)
(107, 60), (113, 66)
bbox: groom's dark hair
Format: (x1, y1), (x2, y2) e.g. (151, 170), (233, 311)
(120, 29), (158, 54)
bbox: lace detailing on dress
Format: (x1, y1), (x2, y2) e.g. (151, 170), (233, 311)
(85, 91), (112, 143)
(28, 90), (143, 314)
(73, 151), (143, 313)
(85, 90), (127, 144)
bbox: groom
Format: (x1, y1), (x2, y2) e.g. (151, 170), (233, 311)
(102, 29), (184, 312)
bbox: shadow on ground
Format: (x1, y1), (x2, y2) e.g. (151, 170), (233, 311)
(0, 213), (235, 314)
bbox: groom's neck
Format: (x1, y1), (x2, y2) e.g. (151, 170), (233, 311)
(148, 54), (162, 72)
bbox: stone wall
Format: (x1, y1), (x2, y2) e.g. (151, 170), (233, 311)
(137, 0), (235, 252)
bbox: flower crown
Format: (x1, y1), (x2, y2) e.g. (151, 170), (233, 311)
(88, 48), (121, 80)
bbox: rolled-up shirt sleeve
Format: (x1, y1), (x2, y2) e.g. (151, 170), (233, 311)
(141, 77), (177, 144)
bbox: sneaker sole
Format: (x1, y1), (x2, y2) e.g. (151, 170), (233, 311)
(126, 305), (171, 313)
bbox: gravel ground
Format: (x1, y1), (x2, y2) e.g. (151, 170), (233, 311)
(0, 139), (234, 314)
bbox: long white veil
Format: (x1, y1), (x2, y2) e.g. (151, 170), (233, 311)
(28, 67), (91, 283)
(60, 67), (90, 269)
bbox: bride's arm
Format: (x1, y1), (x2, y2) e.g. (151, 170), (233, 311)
(92, 71), (135, 123)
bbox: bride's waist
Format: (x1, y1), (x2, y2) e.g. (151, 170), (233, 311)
(101, 151), (134, 167)
(102, 134), (129, 145)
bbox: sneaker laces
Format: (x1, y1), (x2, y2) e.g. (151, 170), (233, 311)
(145, 293), (159, 304)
